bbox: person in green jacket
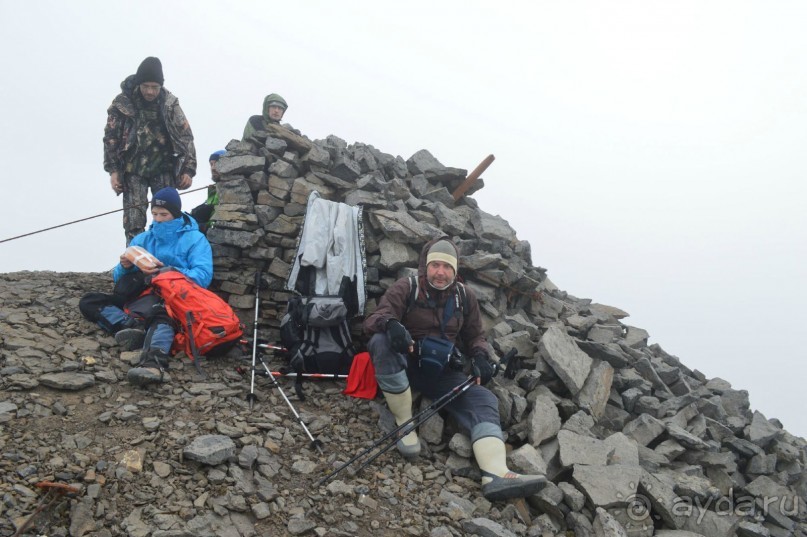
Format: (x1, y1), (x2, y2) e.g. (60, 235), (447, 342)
(242, 93), (288, 140)
(190, 150), (226, 234)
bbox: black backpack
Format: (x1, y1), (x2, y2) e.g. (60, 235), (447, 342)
(280, 295), (355, 399)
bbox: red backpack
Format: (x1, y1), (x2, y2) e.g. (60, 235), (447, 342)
(150, 272), (244, 370)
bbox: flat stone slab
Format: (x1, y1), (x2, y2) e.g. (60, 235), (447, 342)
(558, 430), (612, 467)
(39, 372), (95, 391)
(539, 324), (592, 395)
(573, 464), (643, 508)
(183, 435), (237, 466)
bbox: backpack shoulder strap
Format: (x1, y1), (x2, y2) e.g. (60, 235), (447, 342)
(455, 281), (469, 314)
(406, 275), (467, 315)
(405, 274), (418, 313)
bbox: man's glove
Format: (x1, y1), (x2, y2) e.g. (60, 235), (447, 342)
(471, 350), (496, 386)
(386, 319), (413, 354)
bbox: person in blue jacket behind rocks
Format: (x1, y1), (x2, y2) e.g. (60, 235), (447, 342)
(79, 187), (213, 386)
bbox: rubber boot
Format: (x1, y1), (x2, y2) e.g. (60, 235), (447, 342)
(473, 436), (546, 501)
(382, 388), (421, 459)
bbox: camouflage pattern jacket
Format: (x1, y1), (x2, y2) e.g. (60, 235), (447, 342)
(103, 75), (197, 178)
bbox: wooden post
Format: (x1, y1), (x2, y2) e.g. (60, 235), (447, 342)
(451, 154), (495, 201)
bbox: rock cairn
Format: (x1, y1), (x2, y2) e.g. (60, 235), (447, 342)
(0, 122), (805, 536)
(205, 123), (543, 344)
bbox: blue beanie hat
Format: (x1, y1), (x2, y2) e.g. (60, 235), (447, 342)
(152, 187), (182, 218)
(209, 149), (226, 162)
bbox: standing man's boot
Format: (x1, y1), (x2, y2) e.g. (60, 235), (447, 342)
(382, 388), (421, 459)
(473, 436), (547, 501)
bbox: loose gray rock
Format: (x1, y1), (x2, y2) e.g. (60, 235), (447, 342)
(217, 155), (266, 175)
(461, 517), (518, 537)
(576, 360), (614, 418)
(622, 414), (666, 446)
(527, 394), (561, 446)
(448, 433), (473, 458)
(507, 443), (547, 476)
(39, 372), (95, 390)
(69, 497), (96, 537)
(438, 489), (476, 519)
(593, 507), (628, 537)
(287, 517), (317, 535)
(573, 464), (643, 508)
(604, 432), (640, 466)
(183, 435), (237, 466)
(558, 430), (612, 467)
(539, 324), (593, 395)
(745, 411), (782, 447)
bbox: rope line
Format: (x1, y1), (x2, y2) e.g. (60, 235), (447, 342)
(0, 184), (213, 245)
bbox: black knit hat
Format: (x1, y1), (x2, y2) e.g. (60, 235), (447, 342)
(151, 187), (182, 218)
(135, 57), (164, 85)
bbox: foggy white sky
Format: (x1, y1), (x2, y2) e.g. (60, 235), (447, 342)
(0, 1), (805, 438)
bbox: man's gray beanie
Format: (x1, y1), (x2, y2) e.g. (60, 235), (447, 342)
(426, 240), (458, 274)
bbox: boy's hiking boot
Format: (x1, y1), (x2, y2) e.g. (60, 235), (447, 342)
(115, 328), (146, 351)
(127, 349), (170, 386)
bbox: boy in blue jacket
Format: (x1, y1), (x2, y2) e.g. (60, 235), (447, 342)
(79, 187), (213, 385)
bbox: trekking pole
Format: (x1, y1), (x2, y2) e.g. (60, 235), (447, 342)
(270, 372), (347, 380)
(257, 342), (287, 352)
(246, 270), (262, 410)
(254, 350), (325, 454)
(316, 374), (477, 487)
(238, 340), (288, 353)
(316, 347), (518, 486)
(236, 366), (348, 380)
(341, 376), (478, 481)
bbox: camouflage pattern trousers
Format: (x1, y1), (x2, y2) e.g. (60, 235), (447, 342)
(122, 172), (174, 245)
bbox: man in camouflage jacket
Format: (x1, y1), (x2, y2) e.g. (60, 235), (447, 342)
(103, 57), (197, 245)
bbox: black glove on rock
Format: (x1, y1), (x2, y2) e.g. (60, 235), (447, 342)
(471, 350), (496, 385)
(386, 319), (413, 354)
